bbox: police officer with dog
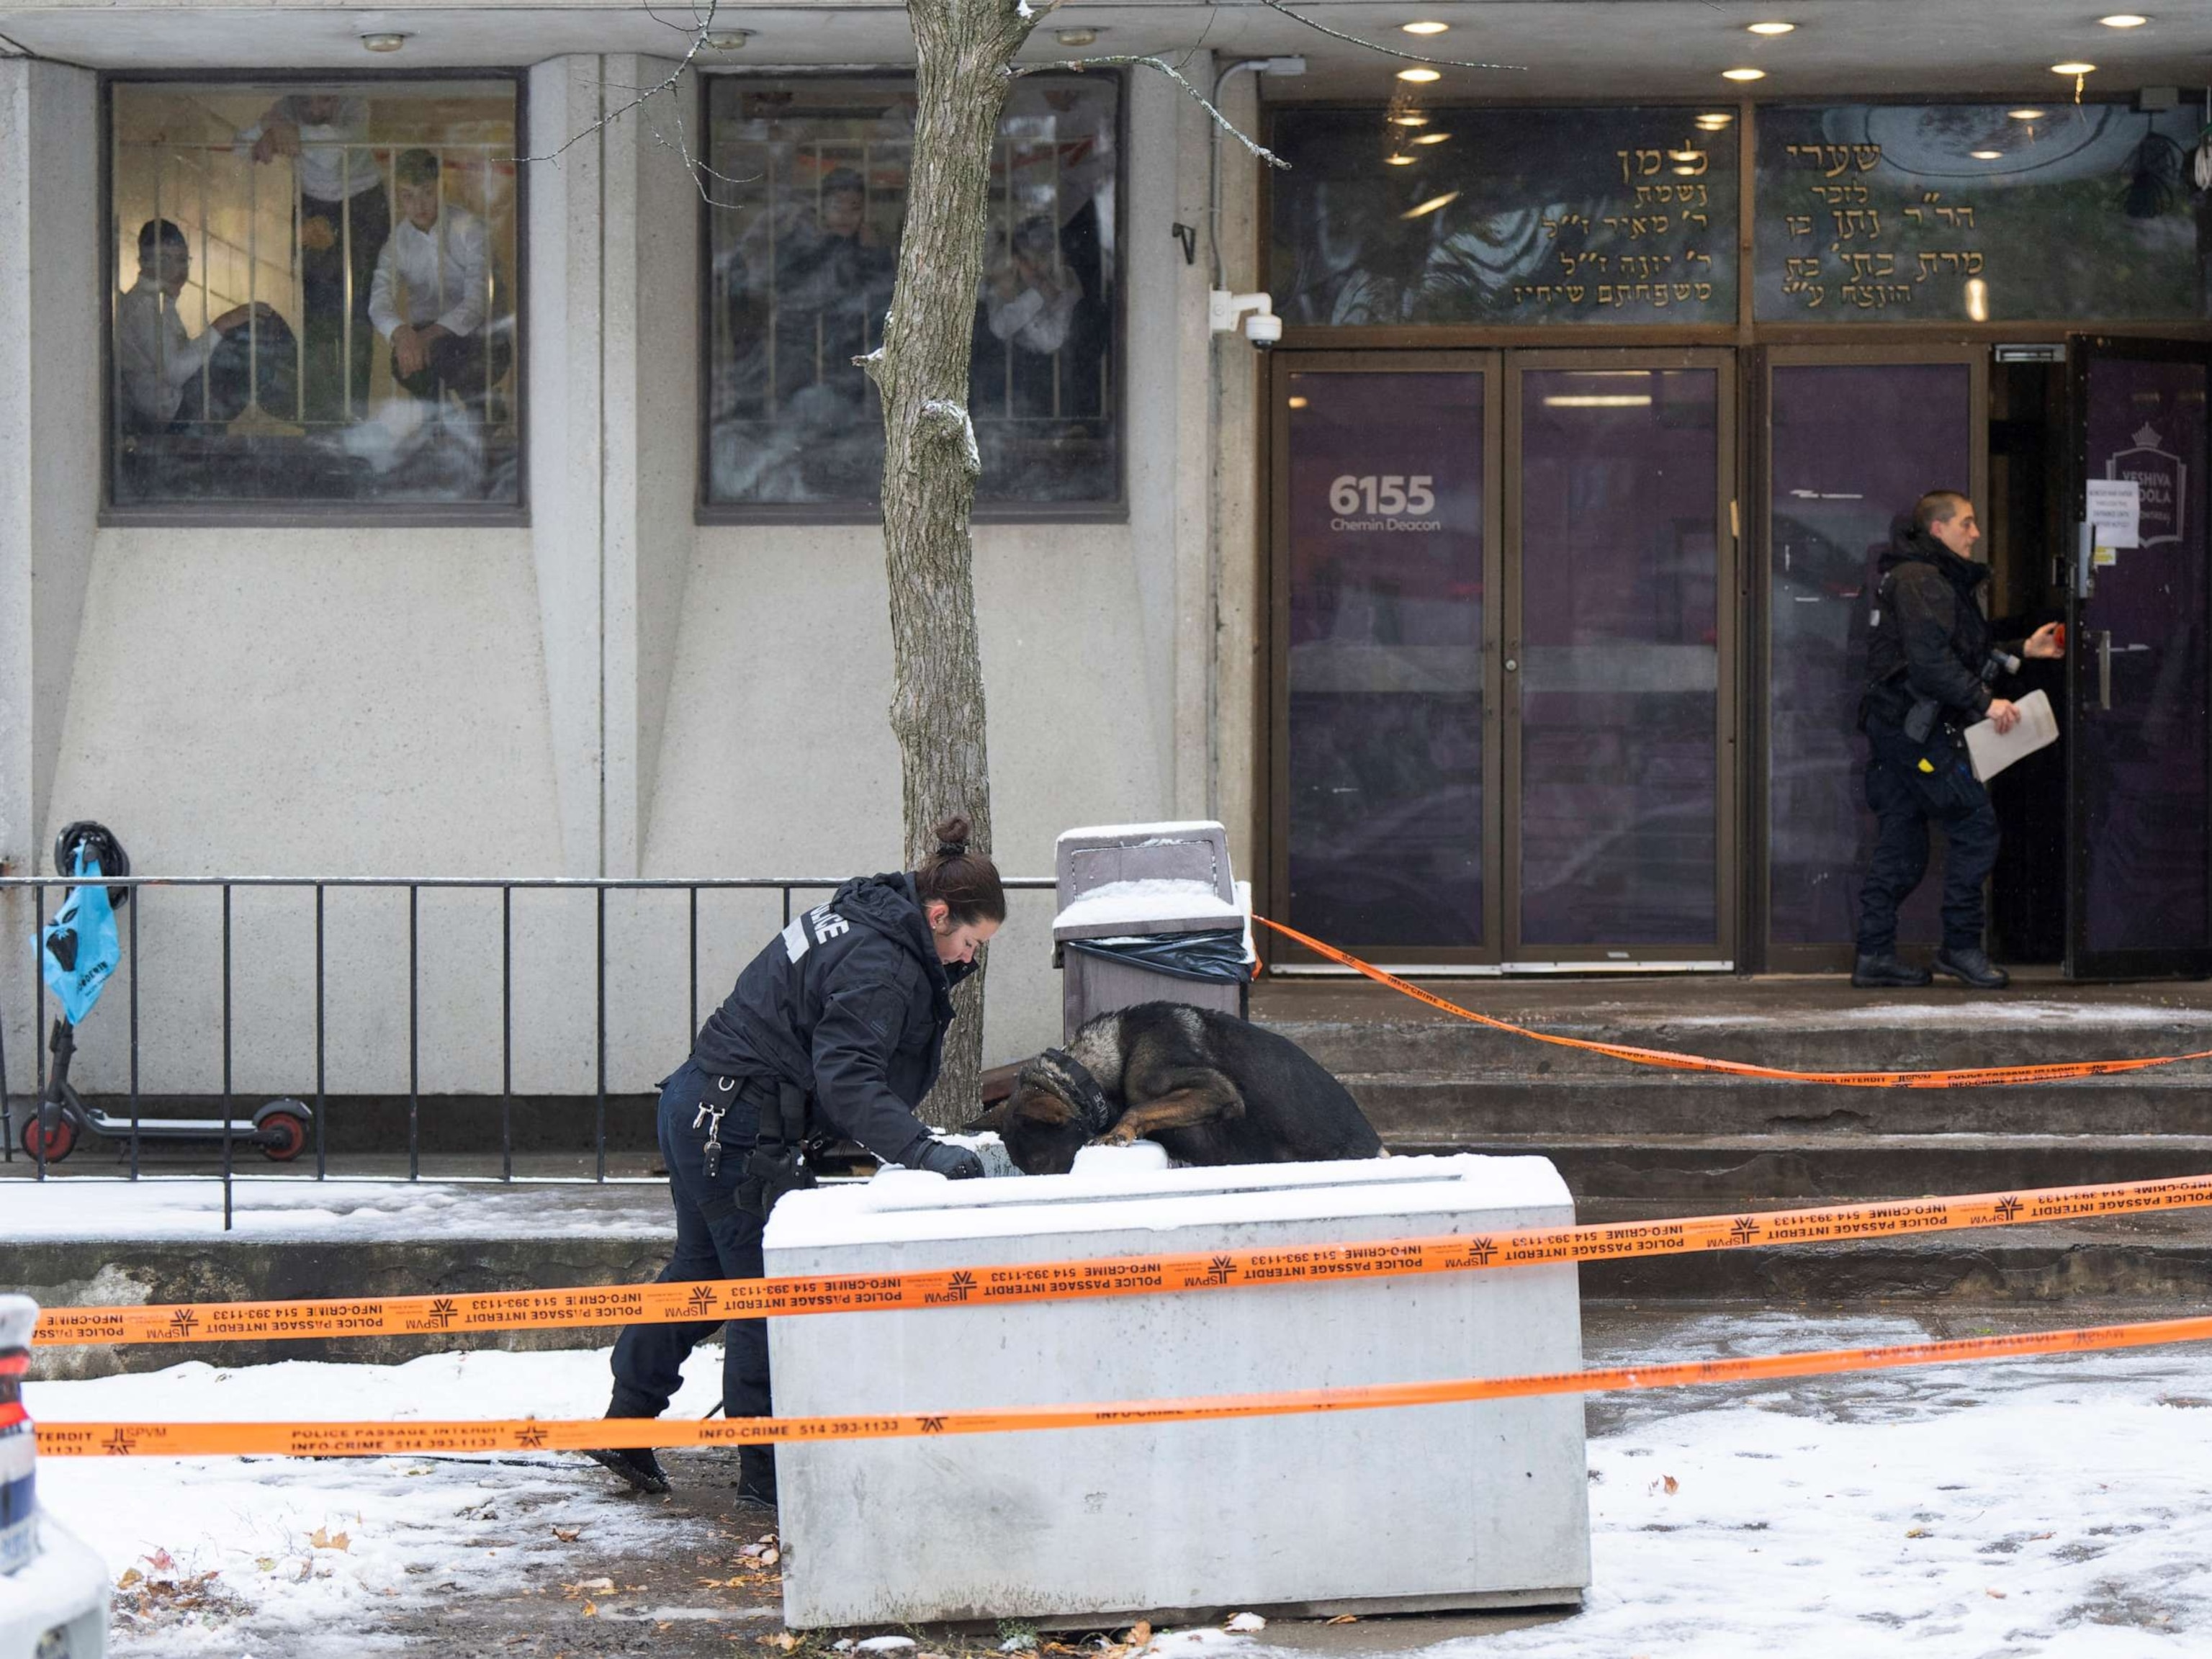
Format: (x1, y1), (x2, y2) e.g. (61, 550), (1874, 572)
(1852, 491), (2062, 991)
(586, 819), (1004, 1503)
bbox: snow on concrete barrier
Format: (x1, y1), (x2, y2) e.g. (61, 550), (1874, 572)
(0, 1297), (109, 1659)
(762, 1151), (1591, 1627)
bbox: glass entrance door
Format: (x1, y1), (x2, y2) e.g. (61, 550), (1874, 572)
(1272, 353), (1502, 963)
(1269, 349), (1735, 968)
(2066, 337), (2212, 978)
(1505, 351), (1737, 963)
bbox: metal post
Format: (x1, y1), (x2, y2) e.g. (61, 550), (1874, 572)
(221, 884), (233, 1232)
(688, 886), (699, 1038)
(127, 890), (140, 1182)
(594, 885), (606, 1183)
(293, 163), (305, 422)
(0, 947), (10, 1164)
(408, 884), (420, 1182)
(314, 884), (327, 1180)
(501, 884), (513, 1183)
(341, 146), (354, 423)
(32, 886), (45, 1108)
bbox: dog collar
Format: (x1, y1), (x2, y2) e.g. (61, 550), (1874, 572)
(1040, 1047), (1116, 1137)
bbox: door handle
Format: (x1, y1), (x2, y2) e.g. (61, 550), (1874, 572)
(2098, 629), (2113, 711)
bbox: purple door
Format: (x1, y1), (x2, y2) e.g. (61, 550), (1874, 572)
(2068, 338), (2212, 976)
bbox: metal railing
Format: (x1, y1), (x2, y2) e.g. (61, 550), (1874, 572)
(1, 874), (1052, 1227)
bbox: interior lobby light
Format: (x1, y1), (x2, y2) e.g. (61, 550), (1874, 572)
(1401, 19), (1450, 33)
(1971, 149), (2002, 158)
(1385, 154), (1418, 166)
(1722, 67), (1767, 81)
(2099, 14), (2149, 26)
(1695, 112), (1735, 130)
(2051, 61), (2098, 74)
(1542, 395), (1655, 408)
(1398, 67), (1442, 82)
(1413, 132), (1451, 145)
(1401, 189), (1461, 219)
(2008, 107), (2046, 119)
(1389, 112), (1431, 126)
(1747, 21), (1796, 34)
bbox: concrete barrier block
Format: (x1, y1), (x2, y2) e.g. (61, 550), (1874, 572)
(764, 1154), (1590, 1628)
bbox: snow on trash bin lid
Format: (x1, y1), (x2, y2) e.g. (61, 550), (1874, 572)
(1052, 876), (1241, 935)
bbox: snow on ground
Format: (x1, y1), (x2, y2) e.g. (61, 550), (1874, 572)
(29, 1345), (731, 1655)
(24, 1312), (2212, 1656)
(4, 1179), (674, 1242)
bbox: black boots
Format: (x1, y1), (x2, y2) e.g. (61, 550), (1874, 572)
(1851, 952), (1932, 988)
(584, 1444), (670, 1494)
(737, 1445), (778, 1508)
(1933, 946), (2010, 989)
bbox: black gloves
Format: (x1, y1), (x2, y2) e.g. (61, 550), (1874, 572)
(914, 1141), (985, 1181)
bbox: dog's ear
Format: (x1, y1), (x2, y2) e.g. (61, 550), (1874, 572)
(1009, 1084), (1074, 1126)
(963, 1100), (1010, 1135)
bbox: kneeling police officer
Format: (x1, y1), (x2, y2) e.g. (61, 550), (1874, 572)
(1853, 491), (2061, 991)
(587, 818), (1002, 1502)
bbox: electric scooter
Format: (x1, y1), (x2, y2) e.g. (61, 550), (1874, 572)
(13, 819), (313, 1166)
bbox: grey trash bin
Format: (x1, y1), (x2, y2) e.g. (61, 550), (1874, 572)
(1052, 820), (1253, 1037)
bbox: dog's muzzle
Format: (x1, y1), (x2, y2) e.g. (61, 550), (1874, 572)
(1036, 1047), (1117, 1138)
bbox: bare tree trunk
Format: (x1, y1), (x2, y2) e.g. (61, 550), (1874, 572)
(871, 0), (1035, 1126)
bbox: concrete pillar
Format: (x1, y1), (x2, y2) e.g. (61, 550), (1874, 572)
(1209, 68), (1265, 875)
(0, 58), (99, 1095)
(525, 54), (696, 879)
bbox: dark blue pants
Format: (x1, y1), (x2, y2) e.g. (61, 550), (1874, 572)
(1856, 724), (2002, 955)
(609, 1061), (771, 1437)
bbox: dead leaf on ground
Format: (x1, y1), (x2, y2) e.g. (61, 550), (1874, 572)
(1987, 1589), (2008, 1600)
(117, 1568), (144, 1589)
(583, 1601), (599, 1617)
(1906, 1528), (1930, 1539)
(552, 1527), (582, 1542)
(1126, 1622), (1153, 1647)
(309, 1527), (351, 1552)
(1325, 1617), (1358, 1627)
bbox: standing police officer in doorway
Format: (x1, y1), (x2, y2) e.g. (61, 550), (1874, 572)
(586, 819), (1004, 1503)
(1853, 491), (2062, 991)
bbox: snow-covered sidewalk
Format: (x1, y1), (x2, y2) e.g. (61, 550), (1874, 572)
(21, 1308), (2212, 1655)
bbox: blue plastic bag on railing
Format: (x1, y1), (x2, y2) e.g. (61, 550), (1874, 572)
(38, 851), (118, 1025)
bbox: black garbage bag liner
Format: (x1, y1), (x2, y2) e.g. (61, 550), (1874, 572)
(1063, 927), (1252, 984)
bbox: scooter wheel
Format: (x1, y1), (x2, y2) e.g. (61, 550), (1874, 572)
(258, 1108), (309, 1163)
(20, 1112), (77, 1163)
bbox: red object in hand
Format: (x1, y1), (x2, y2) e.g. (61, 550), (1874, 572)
(2052, 622), (2067, 653)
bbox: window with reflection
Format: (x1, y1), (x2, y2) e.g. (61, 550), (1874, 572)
(108, 78), (521, 510)
(703, 74), (1120, 512)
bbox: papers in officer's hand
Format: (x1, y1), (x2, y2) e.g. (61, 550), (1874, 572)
(1963, 688), (2058, 783)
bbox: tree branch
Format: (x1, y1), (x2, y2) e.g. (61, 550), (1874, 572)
(1254, 0), (1526, 72)
(1013, 53), (1288, 169)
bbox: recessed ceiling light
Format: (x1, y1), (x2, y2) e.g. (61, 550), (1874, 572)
(1385, 154), (1417, 166)
(1401, 189), (1460, 220)
(1695, 112), (1736, 130)
(2052, 60), (2098, 74)
(1722, 67), (1767, 81)
(1388, 112), (1431, 126)
(1287, 396), (1309, 409)
(2008, 108), (2046, 120)
(1747, 21), (1796, 34)
(1055, 27), (1097, 47)
(1397, 67), (1442, 82)
(1401, 19), (1450, 33)
(359, 30), (408, 51)
(1413, 132), (1451, 145)
(1971, 149), (2003, 159)
(2100, 14), (2149, 26)
(704, 29), (751, 49)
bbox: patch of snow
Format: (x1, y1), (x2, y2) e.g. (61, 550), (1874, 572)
(1057, 822), (1223, 845)
(28, 1345), (729, 1655)
(1224, 1611), (1267, 1632)
(1055, 878), (1241, 931)
(856, 1637), (917, 1652)
(2, 1180), (675, 1244)
(765, 1153), (1564, 1249)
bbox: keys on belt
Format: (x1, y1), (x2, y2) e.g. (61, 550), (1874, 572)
(693, 1075), (738, 1179)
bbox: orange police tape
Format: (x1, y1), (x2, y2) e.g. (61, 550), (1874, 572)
(32, 1171), (2212, 1347)
(1254, 914), (2212, 1088)
(34, 1312), (2212, 1459)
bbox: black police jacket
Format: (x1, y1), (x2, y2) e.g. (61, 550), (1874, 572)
(689, 871), (974, 1167)
(1861, 519), (2016, 732)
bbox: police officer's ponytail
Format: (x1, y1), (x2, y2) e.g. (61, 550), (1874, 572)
(914, 814), (1007, 925)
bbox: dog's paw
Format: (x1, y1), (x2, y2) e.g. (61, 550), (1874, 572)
(1087, 1126), (1137, 1147)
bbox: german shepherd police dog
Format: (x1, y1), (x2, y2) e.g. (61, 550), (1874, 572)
(968, 1001), (1384, 1174)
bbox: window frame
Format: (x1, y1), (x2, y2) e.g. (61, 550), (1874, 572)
(99, 68), (531, 529)
(693, 66), (1129, 527)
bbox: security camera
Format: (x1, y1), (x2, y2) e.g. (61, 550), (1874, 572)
(1209, 289), (1280, 348)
